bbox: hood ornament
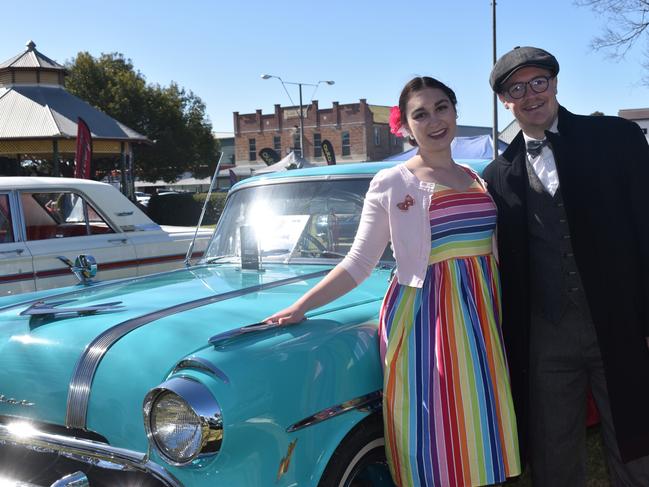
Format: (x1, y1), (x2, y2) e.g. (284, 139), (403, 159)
(58, 254), (97, 285)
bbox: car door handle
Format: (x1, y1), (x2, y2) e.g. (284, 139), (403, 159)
(0, 248), (24, 255)
(108, 238), (129, 244)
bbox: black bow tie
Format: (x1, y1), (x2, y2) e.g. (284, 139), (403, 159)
(526, 139), (548, 157)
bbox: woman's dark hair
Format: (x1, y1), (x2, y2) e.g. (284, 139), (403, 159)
(398, 76), (457, 146)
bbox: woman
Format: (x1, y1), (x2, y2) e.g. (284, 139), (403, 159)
(266, 76), (521, 487)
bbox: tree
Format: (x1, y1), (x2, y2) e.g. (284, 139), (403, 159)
(576, 0), (649, 82)
(590, 110), (605, 116)
(65, 52), (219, 182)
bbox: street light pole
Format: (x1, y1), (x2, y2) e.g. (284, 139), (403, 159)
(261, 75), (334, 162)
(492, 1), (498, 158)
(298, 83), (305, 159)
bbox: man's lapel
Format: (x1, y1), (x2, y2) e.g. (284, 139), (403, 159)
(547, 107), (581, 215)
(501, 132), (528, 213)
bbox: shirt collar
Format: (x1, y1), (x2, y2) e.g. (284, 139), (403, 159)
(522, 116), (559, 144)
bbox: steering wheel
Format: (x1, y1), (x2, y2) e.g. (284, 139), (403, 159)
(300, 232), (327, 253)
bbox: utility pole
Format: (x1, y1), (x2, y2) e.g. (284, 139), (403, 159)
(261, 75), (334, 162)
(298, 83), (305, 159)
(492, 1), (498, 158)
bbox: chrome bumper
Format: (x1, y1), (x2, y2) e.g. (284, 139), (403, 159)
(0, 422), (181, 487)
(2, 471), (88, 487)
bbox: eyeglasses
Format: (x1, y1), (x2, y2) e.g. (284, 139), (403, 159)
(504, 76), (554, 99)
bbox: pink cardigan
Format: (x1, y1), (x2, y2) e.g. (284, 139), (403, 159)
(339, 163), (495, 288)
(339, 164), (437, 288)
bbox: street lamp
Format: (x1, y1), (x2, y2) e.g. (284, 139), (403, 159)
(261, 74), (335, 161)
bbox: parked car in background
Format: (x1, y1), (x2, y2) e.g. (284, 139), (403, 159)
(0, 177), (212, 296)
(135, 191), (152, 207)
(0, 161), (486, 486)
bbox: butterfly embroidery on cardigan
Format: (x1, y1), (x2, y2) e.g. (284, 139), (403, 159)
(396, 194), (415, 211)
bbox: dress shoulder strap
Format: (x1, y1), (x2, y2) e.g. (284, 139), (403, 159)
(458, 164), (488, 191)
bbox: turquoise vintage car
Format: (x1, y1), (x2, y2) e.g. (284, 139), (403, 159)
(0, 159), (488, 486)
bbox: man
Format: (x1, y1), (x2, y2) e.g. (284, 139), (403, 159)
(483, 46), (649, 486)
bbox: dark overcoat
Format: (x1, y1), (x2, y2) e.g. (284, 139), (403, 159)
(483, 106), (649, 463)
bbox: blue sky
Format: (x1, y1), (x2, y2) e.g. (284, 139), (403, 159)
(2, 0), (648, 134)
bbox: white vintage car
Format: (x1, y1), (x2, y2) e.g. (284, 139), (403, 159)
(0, 177), (212, 296)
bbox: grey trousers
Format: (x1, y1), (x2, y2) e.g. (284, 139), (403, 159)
(529, 306), (649, 487)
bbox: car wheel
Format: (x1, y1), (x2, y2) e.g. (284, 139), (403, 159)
(318, 414), (395, 487)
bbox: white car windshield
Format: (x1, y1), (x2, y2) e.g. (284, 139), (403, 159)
(203, 178), (393, 264)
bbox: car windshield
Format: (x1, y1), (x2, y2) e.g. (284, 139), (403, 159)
(203, 177), (393, 265)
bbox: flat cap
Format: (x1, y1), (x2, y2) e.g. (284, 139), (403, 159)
(490, 46), (559, 92)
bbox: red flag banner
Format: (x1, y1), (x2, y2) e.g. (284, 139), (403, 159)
(74, 118), (93, 179)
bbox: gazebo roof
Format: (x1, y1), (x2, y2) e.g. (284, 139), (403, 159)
(0, 41), (149, 155)
(0, 85), (147, 141)
(0, 40), (65, 71)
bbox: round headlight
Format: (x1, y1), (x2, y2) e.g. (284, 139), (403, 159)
(144, 377), (223, 466)
(150, 391), (203, 463)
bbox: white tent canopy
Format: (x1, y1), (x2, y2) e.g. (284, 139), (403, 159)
(254, 151), (325, 175)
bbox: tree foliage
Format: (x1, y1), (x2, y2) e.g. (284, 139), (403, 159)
(576, 0), (649, 82)
(65, 52), (219, 182)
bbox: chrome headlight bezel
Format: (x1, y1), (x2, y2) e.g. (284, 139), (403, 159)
(143, 376), (223, 466)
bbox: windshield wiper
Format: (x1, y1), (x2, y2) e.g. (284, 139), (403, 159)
(204, 249), (290, 264)
(260, 248), (291, 256)
(203, 255), (236, 264)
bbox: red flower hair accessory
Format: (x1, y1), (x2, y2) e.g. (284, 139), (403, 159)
(389, 106), (408, 138)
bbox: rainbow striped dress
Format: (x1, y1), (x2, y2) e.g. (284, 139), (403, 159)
(378, 174), (521, 487)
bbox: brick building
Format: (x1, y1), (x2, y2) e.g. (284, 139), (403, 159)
(233, 99), (403, 164)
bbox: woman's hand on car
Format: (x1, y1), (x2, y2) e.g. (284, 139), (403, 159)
(264, 304), (306, 326)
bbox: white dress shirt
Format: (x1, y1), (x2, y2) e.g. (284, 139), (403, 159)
(524, 118), (560, 196)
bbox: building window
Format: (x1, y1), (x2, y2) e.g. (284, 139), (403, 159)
(292, 133), (301, 157)
(248, 138), (256, 161)
(342, 131), (350, 156)
(273, 135), (281, 152)
(374, 127), (381, 146)
(313, 133), (322, 157)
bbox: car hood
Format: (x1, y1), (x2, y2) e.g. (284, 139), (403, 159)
(0, 263), (386, 448)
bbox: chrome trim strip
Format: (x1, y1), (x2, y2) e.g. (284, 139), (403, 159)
(50, 471), (89, 487)
(66, 268), (331, 429)
(20, 300), (124, 317)
(286, 390), (382, 433)
(170, 356), (230, 384)
(143, 377), (223, 466)
(0, 422), (182, 487)
(0, 248), (25, 255)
